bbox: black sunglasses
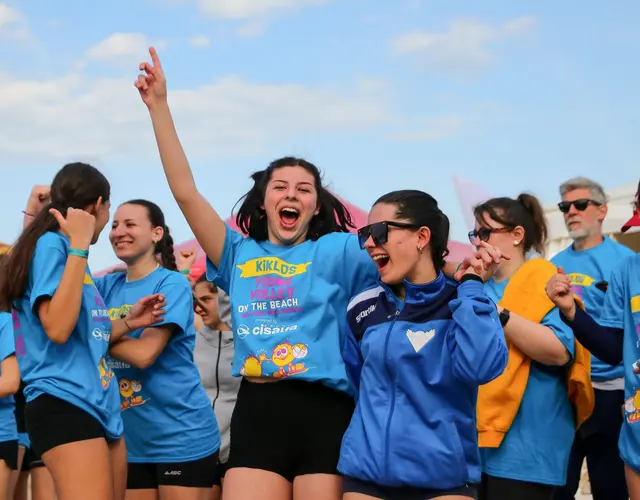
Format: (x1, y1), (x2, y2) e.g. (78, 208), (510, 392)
(557, 199), (601, 214)
(468, 227), (510, 244)
(357, 221), (421, 249)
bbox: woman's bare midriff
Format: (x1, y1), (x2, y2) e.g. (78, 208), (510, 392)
(244, 376), (281, 384)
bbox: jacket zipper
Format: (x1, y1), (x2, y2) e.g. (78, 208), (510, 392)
(212, 331), (222, 410)
(383, 310), (400, 478)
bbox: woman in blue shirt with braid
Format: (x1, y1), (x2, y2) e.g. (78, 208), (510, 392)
(95, 199), (220, 499)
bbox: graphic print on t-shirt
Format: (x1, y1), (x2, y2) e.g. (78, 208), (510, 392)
(90, 285), (114, 390)
(566, 272), (595, 300)
(623, 296), (640, 424)
(234, 256), (312, 379)
(119, 378), (148, 411)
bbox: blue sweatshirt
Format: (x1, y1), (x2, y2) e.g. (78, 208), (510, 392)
(338, 274), (508, 489)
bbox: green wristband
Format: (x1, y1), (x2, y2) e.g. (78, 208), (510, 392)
(180, 269), (191, 275)
(69, 248), (89, 259)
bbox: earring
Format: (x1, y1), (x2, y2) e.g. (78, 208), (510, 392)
(514, 240), (520, 246)
(417, 245), (423, 254)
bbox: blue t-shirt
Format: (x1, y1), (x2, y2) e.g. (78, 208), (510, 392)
(598, 254), (640, 472)
(552, 237), (634, 381)
(0, 313), (17, 443)
(96, 267), (220, 463)
(206, 224), (379, 392)
(13, 232), (122, 439)
(480, 278), (576, 486)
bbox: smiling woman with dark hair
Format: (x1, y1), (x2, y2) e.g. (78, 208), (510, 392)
(134, 47), (381, 500)
(340, 189), (508, 500)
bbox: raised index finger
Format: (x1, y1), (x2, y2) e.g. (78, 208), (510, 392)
(149, 47), (162, 71)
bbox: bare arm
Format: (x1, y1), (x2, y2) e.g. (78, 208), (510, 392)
(499, 306), (571, 366)
(108, 326), (172, 369)
(142, 48), (227, 268)
(38, 253), (88, 344)
(0, 356), (20, 398)
(110, 319), (134, 344)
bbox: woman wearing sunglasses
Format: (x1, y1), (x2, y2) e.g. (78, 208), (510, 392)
(339, 190), (508, 500)
(455, 194), (591, 500)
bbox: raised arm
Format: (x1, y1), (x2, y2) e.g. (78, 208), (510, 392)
(136, 48), (227, 268)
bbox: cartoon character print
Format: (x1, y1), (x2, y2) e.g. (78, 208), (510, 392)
(119, 378), (146, 411)
(239, 342), (309, 378)
(271, 342), (308, 377)
(98, 356), (114, 389)
(625, 390), (640, 424)
(240, 353), (268, 377)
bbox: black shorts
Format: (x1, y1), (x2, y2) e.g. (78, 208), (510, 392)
(0, 440), (18, 470)
(478, 474), (555, 500)
(227, 378), (355, 482)
(127, 451), (219, 489)
(21, 446), (44, 472)
(25, 393), (112, 457)
(213, 461), (228, 487)
(344, 476), (478, 500)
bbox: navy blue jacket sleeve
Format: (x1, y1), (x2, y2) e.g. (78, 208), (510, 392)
(446, 279), (508, 384)
(561, 305), (624, 366)
(341, 320), (363, 399)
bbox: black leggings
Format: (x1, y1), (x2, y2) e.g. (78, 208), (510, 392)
(479, 474), (555, 500)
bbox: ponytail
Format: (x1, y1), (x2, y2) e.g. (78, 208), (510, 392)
(157, 228), (177, 271)
(0, 208), (59, 311)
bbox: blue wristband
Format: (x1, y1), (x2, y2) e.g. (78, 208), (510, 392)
(180, 269), (191, 275)
(69, 248), (89, 259)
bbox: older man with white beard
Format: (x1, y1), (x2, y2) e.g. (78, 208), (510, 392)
(551, 177), (633, 500)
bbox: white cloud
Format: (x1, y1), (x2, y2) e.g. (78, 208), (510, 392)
(86, 33), (168, 66)
(188, 34), (210, 47)
(0, 70), (399, 164)
(0, 2), (30, 40)
(0, 2), (20, 31)
(196, 0), (331, 20)
(391, 16), (536, 74)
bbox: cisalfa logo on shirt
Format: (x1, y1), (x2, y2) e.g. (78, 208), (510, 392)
(237, 257), (311, 278)
(236, 323), (298, 339)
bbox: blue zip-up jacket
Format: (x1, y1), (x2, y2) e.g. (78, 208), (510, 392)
(338, 273), (508, 489)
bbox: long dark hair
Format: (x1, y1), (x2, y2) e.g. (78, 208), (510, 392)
(0, 163), (110, 311)
(473, 193), (548, 255)
(121, 200), (177, 271)
(233, 157), (354, 241)
(373, 190), (450, 270)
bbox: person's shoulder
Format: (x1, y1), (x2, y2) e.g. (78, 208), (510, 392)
(347, 283), (384, 313)
(606, 238), (635, 257)
(36, 231), (67, 252)
(156, 268), (192, 290)
(97, 271), (126, 291)
(0, 312), (11, 331)
(550, 247), (570, 263)
(317, 231), (357, 246)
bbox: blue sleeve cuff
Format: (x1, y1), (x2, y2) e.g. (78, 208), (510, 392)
(456, 278), (485, 298)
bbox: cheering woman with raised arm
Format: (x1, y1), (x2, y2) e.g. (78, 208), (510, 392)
(135, 48), (379, 500)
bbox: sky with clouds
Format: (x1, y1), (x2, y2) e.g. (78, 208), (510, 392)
(0, 0), (638, 270)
